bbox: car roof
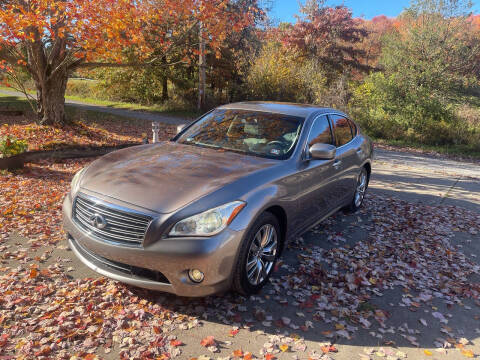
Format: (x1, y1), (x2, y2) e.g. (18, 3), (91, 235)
(217, 101), (345, 119)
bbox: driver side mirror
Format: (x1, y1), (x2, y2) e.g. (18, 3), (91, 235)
(309, 143), (336, 160)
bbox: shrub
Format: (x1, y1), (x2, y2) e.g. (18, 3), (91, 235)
(350, 72), (463, 145)
(0, 135), (28, 158)
(245, 42), (327, 104)
(66, 79), (101, 99)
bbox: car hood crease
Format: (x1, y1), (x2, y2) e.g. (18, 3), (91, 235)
(80, 142), (277, 213)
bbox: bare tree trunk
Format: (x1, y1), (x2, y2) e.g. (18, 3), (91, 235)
(162, 76), (169, 101)
(36, 69), (68, 126)
(198, 22), (206, 111)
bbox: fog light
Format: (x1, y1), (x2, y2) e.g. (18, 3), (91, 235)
(188, 269), (204, 283)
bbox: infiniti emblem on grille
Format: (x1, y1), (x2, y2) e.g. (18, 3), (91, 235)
(89, 213), (107, 229)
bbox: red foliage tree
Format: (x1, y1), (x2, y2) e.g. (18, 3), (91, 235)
(283, 2), (369, 81)
(0, 0), (255, 125)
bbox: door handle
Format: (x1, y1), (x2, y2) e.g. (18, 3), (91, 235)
(356, 148), (363, 154)
(333, 160), (342, 168)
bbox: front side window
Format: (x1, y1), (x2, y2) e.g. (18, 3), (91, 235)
(307, 115), (333, 148)
(176, 109), (303, 159)
(331, 115), (353, 147)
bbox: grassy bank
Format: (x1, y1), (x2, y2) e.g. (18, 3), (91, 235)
(0, 86), (200, 119)
(373, 138), (480, 161)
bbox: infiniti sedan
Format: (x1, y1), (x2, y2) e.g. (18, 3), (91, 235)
(63, 102), (373, 296)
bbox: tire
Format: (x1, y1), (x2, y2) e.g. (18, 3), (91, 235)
(232, 212), (281, 296)
(345, 167), (369, 213)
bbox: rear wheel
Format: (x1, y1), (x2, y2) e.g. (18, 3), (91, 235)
(345, 167), (369, 213)
(232, 212), (280, 296)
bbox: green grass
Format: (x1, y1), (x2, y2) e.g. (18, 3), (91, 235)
(64, 94), (200, 119)
(373, 137), (480, 160)
(0, 91), (149, 124)
(0, 86), (200, 119)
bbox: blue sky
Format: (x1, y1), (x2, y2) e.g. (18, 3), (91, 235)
(269, 0), (480, 23)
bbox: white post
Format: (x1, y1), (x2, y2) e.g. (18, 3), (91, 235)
(152, 121), (160, 143)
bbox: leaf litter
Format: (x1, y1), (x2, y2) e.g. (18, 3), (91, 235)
(1, 156), (480, 358)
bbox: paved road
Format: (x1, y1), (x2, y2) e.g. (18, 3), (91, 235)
(372, 148), (480, 212)
(0, 88), (190, 126)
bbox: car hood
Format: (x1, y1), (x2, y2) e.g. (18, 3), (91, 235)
(79, 141), (277, 213)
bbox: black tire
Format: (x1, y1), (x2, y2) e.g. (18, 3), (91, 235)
(232, 212), (281, 296)
(345, 167), (369, 213)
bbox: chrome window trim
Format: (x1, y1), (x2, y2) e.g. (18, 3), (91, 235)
(302, 112), (337, 160)
(302, 112), (359, 160)
(327, 113), (358, 150)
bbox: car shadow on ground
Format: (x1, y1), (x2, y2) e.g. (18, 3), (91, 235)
(371, 170), (480, 212)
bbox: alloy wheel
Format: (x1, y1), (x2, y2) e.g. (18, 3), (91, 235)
(246, 224), (278, 286)
(354, 170), (368, 207)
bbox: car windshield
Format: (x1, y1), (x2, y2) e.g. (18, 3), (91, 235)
(176, 109), (303, 159)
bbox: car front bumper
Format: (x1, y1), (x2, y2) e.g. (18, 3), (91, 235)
(62, 193), (244, 297)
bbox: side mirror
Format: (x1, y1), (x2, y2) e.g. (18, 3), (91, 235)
(309, 143), (336, 160)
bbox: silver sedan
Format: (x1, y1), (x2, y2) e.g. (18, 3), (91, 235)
(63, 102), (373, 297)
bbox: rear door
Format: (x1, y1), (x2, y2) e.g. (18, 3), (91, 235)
(329, 114), (358, 205)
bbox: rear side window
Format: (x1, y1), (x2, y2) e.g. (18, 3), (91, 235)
(347, 118), (357, 137)
(331, 115), (353, 147)
(307, 115), (333, 147)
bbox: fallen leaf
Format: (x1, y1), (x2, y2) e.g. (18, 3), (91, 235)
(200, 336), (215, 347)
(461, 349), (474, 358)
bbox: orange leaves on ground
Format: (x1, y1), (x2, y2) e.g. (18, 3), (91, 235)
(0, 118), (175, 153)
(264, 354), (275, 360)
(461, 349), (475, 358)
(232, 349), (243, 357)
(200, 336), (215, 347)
(28, 267), (38, 278)
(321, 345), (338, 354)
(229, 328), (240, 337)
(0, 334), (8, 348)
(169, 339), (183, 347)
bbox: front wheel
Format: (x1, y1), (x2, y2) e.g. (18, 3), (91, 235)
(232, 212), (280, 296)
(345, 167), (369, 213)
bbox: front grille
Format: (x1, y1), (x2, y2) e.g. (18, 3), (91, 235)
(70, 236), (170, 284)
(73, 194), (152, 245)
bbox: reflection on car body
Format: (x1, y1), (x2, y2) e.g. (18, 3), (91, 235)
(63, 102), (373, 297)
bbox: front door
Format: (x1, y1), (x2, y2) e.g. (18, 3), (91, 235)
(295, 115), (341, 232)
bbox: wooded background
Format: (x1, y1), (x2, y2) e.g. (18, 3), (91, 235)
(1, 0), (479, 149)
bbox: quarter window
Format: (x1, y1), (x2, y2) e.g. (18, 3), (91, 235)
(331, 115), (353, 147)
(307, 115), (333, 148)
(347, 118), (357, 137)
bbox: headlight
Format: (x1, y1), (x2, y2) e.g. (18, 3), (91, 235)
(70, 168), (85, 194)
(169, 201), (246, 237)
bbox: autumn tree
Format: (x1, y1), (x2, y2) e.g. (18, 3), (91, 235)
(0, 0), (255, 125)
(351, 0), (480, 145)
(358, 15), (394, 69)
(381, 0), (480, 93)
(283, 0), (369, 82)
